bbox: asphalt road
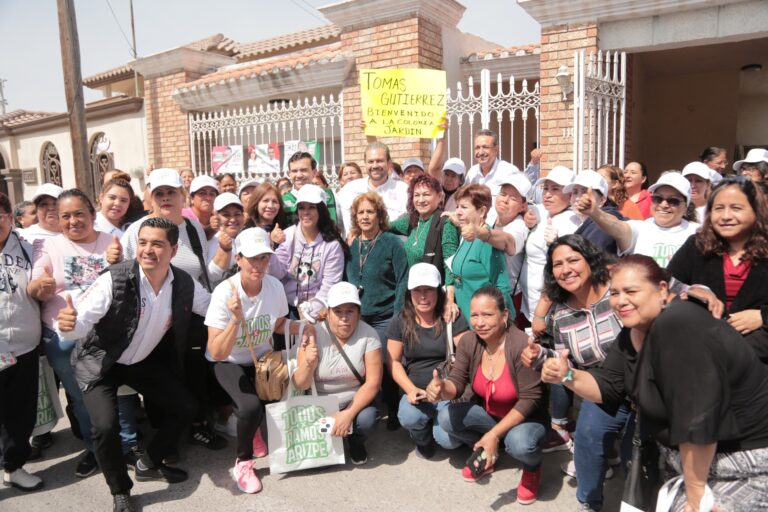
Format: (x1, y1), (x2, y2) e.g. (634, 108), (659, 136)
(2, 400), (623, 511)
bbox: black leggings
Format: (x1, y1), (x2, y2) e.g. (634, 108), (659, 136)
(213, 362), (264, 460)
(0, 348), (39, 472)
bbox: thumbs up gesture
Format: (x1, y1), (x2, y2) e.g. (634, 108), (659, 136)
(303, 333), (318, 368)
(541, 349), (571, 384)
(543, 217), (558, 245)
(270, 223), (285, 245)
(106, 235), (122, 265)
(218, 231), (234, 253)
(520, 336), (542, 369)
(58, 293), (78, 332)
(461, 215), (486, 242)
(425, 369), (446, 403)
(574, 187), (597, 217)
(31, 266), (56, 301)
(227, 286), (244, 321)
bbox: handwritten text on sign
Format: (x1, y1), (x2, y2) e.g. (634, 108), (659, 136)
(360, 69), (446, 139)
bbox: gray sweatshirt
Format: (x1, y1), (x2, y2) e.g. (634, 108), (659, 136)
(0, 231), (41, 356)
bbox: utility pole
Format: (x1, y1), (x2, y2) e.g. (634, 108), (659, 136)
(56, 0), (93, 193)
(129, 0), (139, 97)
(0, 79), (7, 114)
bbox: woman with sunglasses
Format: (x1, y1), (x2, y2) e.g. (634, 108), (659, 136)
(668, 176), (768, 364)
(576, 172), (699, 268)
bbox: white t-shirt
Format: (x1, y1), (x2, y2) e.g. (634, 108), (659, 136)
(337, 176), (409, 235)
(18, 224), (59, 247)
(520, 205), (582, 319)
(465, 159), (521, 225)
(314, 320), (380, 408)
(621, 218), (700, 269)
(94, 212), (124, 237)
(204, 274), (288, 365)
(497, 215), (529, 294)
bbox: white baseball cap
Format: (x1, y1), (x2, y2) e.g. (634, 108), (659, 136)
(237, 178), (261, 197)
(33, 183), (64, 202)
(295, 184), (327, 205)
(534, 166), (574, 188)
(649, 172), (691, 205)
(402, 157), (425, 172)
(442, 157), (466, 176)
(681, 161), (713, 181)
(498, 173), (532, 198)
(327, 282), (361, 308)
(733, 148), (768, 171)
(190, 175), (219, 194)
(213, 192), (243, 211)
(149, 168), (183, 192)
(564, 169), (609, 198)
(234, 227), (274, 257)
(407, 263), (442, 290)
(709, 169), (723, 185)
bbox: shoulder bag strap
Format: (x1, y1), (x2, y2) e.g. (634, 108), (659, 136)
(324, 320), (365, 385)
(184, 218), (212, 292)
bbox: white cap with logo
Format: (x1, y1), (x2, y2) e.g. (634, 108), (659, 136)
(407, 263), (442, 290)
(534, 166), (574, 188)
(442, 157), (466, 176)
(295, 184), (328, 205)
(564, 169), (609, 198)
(213, 192), (243, 212)
(149, 168), (183, 192)
(649, 172), (691, 205)
(33, 183), (64, 202)
(327, 282), (361, 308)
(681, 161), (713, 181)
(234, 227), (274, 257)
(497, 173), (532, 198)
(190, 175), (219, 194)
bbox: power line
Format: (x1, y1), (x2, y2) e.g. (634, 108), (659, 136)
(289, 0), (326, 24)
(104, 0), (135, 57)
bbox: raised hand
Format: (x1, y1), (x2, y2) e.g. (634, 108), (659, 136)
(218, 231), (234, 253)
(523, 208), (538, 229)
(541, 349), (570, 384)
(106, 235), (122, 265)
(520, 337), (542, 368)
(33, 266), (57, 301)
(270, 223), (285, 245)
(227, 287), (244, 321)
(303, 335), (318, 368)
(543, 217), (558, 245)
(425, 369), (446, 403)
(441, 210), (460, 227)
(461, 216), (486, 242)
(574, 187), (598, 217)
(57, 293), (78, 332)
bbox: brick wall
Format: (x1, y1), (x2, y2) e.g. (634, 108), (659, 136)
(538, 22), (597, 174)
(340, 16), (443, 167)
(144, 71), (202, 169)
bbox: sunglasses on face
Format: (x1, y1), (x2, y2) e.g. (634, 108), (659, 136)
(651, 195), (684, 207)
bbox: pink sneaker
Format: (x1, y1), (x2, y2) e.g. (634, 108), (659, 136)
(252, 429), (268, 458)
(232, 458), (262, 494)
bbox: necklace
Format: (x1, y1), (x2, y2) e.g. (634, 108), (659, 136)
(357, 232), (382, 296)
(452, 239), (475, 285)
(484, 338), (506, 378)
(411, 218), (430, 247)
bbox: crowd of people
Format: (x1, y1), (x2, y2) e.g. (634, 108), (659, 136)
(1, 131), (768, 512)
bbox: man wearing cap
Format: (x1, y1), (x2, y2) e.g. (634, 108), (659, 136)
(183, 175), (219, 240)
(337, 142), (409, 236)
(18, 183), (64, 247)
(282, 152), (338, 226)
(734, 148), (768, 183)
(464, 130), (521, 225)
(56, 217), (211, 512)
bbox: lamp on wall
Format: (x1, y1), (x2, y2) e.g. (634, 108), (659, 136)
(555, 65), (573, 100)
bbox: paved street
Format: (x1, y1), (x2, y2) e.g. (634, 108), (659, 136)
(2, 398), (623, 512)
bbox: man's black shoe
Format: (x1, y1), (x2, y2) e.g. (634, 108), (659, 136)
(113, 492), (136, 512)
(30, 432), (54, 449)
(135, 460), (188, 484)
(189, 424), (227, 450)
(75, 450), (99, 478)
(124, 447), (143, 469)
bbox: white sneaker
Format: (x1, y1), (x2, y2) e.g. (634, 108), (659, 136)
(3, 468), (43, 491)
(560, 460), (614, 479)
(214, 414), (238, 438)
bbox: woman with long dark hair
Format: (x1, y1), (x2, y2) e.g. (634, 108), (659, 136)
(244, 182), (289, 247)
(272, 184), (347, 322)
(387, 263), (469, 457)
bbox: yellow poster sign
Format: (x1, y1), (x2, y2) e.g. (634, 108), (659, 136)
(359, 68), (447, 139)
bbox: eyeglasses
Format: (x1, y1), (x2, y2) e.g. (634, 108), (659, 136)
(651, 195), (684, 207)
(739, 165), (760, 174)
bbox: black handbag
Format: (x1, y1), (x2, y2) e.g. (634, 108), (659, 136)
(620, 412), (661, 512)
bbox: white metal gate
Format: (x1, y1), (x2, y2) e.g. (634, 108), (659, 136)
(188, 94), (343, 186)
(446, 69), (540, 170)
(572, 50), (627, 173)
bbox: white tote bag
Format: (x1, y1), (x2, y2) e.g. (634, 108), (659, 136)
(32, 356), (64, 436)
(266, 321), (346, 474)
(655, 476), (714, 512)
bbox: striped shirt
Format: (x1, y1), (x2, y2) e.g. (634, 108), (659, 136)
(535, 289), (622, 370)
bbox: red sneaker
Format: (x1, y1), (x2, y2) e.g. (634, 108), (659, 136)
(517, 467), (541, 505)
(252, 429), (268, 458)
(461, 462), (494, 482)
(540, 428), (573, 453)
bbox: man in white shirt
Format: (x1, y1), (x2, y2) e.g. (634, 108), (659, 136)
(337, 142), (409, 234)
(464, 129), (521, 225)
(57, 217), (210, 512)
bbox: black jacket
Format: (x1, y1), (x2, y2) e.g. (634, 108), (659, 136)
(668, 236), (768, 363)
(575, 205), (624, 256)
(71, 260), (196, 391)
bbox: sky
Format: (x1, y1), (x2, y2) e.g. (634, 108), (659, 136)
(0, 0), (540, 113)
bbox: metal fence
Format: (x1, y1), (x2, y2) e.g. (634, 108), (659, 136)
(189, 94), (343, 187)
(445, 68), (540, 171)
(572, 50), (627, 173)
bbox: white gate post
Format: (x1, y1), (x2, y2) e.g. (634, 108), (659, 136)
(480, 68), (490, 130)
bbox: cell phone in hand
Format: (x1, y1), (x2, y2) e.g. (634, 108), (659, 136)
(465, 448), (487, 479)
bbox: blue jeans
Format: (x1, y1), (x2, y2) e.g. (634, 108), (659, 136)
(549, 383), (573, 426)
(42, 327), (93, 451)
(397, 396), (451, 447)
(574, 399), (634, 510)
(435, 401), (546, 471)
(348, 404), (378, 445)
(117, 394), (139, 454)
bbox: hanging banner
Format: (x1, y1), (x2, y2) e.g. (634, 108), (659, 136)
(283, 140), (320, 170)
(359, 68), (446, 139)
(211, 145), (244, 174)
(248, 143), (281, 174)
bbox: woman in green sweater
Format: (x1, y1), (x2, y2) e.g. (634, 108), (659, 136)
(346, 191), (409, 428)
(448, 184), (514, 322)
